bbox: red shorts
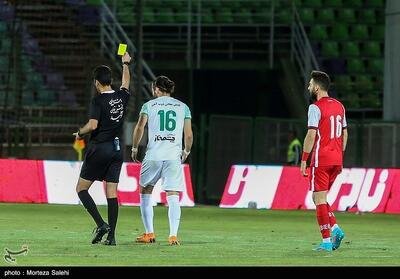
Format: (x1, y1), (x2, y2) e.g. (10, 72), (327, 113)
(309, 165), (342, 192)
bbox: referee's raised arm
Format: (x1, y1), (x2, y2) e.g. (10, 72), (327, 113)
(121, 52), (132, 90)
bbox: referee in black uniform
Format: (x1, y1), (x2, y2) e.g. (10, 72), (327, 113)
(73, 52), (132, 246)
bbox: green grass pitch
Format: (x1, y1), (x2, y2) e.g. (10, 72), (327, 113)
(1, 203), (400, 266)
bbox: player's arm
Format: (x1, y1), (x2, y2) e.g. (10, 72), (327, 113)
(301, 129), (317, 176)
(73, 119), (98, 139)
(302, 129), (316, 154)
(181, 118), (193, 163)
(73, 98), (100, 139)
(342, 112), (348, 152)
(342, 128), (348, 152)
(131, 113), (148, 162)
(300, 104), (320, 177)
(120, 52), (132, 90)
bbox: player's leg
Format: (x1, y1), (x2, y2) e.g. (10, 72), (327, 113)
(78, 143), (110, 243)
(136, 185), (156, 243)
(101, 148), (124, 245)
(327, 166), (340, 229)
(103, 182), (118, 246)
(327, 204), (338, 230)
(162, 160), (185, 245)
(140, 185), (155, 235)
(328, 166), (345, 250)
(310, 167), (332, 251)
(76, 177), (104, 227)
(313, 191), (332, 251)
(166, 191), (181, 245)
(136, 160), (161, 243)
(76, 177), (109, 244)
(328, 203), (345, 250)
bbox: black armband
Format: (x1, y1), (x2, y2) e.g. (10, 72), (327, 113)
(77, 129), (83, 137)
(123, 61), (130, 66)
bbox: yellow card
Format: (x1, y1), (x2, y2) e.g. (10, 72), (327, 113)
(117, 43), (127, 56)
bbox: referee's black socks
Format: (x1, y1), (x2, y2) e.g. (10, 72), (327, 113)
(78, 190), (105, 228)
(107, 198), (118, 239)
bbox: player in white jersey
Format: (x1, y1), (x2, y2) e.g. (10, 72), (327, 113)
(131, 75), (193, 245)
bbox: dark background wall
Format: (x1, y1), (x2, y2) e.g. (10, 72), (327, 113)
(193, 69), (287, 120)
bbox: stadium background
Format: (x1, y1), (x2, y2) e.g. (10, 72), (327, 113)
(1, 0), (400, 266)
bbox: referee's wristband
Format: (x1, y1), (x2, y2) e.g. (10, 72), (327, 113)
(131, 147), (138, 152)
(77, 129), (83, 137)
(123, 61), (130, 66)
(301, 152), (310, 162)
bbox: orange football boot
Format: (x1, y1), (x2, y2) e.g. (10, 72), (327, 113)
(168, 236), (180, 245)
(135, 233), (156, 243)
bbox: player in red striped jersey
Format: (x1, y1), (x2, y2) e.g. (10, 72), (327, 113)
(300, 71), (348, 252)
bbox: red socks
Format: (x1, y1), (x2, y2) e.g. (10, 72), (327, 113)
(327, 204), (337, 227)
(316, 204), (330, 239)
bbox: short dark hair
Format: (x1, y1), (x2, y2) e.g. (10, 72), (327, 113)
(153, 75), (175, 94)
(311, 70), (330, 91)
(93, 65), (112, 86)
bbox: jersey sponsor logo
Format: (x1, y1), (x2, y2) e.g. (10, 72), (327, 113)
(154, 134), (176, 143)
(109, 98), (124, 122)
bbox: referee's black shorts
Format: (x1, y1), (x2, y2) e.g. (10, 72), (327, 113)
(80, 141), (123, 183)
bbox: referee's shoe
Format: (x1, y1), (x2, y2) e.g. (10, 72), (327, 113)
(103, 236), (116, 246)
(92, 223), (111, 244)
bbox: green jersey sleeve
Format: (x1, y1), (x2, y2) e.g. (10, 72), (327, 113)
(184, 105), (192, 119)
(140, 103), (148, 115)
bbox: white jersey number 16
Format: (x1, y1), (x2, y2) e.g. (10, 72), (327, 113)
(329, 115), (342, 139)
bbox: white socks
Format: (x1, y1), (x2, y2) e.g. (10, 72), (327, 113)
(140, 194), (181, 237)
(331, 224), (339, 231)
(140, 194), (154, 233)
(167, 195), (181, 237)
(323, 237), (331, 243)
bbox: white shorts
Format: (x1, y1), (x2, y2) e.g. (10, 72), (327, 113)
(139, 159), (184, 192)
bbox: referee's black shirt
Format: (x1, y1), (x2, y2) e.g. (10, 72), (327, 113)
(89, 88), (130, 143)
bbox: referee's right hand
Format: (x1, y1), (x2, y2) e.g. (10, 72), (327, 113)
(122, 52), (132, 64)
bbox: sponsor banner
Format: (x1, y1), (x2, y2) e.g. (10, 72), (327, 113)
(43, 161), (195, 207)
(0, 159), (194, 207)
(220, 165), (400, 213)
(384, 170), (400, 213)
(0, 159), (47, 203)
(271, 166), (309, 210)
(220, 165), (283, 209)
(43, 161), (107, 205)
(302, 168), (397, 213)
